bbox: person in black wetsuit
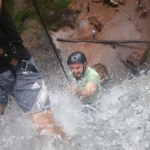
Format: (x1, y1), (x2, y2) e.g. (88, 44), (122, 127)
(0, 0), (66, 139)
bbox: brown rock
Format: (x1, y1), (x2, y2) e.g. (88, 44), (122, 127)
(88, 16), (103, 32)
(92, 63), (109, 84)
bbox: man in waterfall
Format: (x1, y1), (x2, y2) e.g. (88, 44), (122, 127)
(0, 0), (66, 139)
(67, 51), (101, 106)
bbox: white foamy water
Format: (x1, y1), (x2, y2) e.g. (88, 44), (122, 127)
(1, 74), (150, 150)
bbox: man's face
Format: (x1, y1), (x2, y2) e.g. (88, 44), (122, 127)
(69, 63), (86, 78)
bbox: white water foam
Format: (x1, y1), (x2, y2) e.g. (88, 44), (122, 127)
(1, 74), (150, 149)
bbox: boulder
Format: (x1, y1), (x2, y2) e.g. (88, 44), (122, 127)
(92, 63), (109, 84)
(88, 16), (103, 32)
(127, 50), (148, 68)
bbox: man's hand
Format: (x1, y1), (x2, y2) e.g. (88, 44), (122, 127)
(68, 84), (84, 98)
(68, 83), (97, 100)
(68, 84), (76, 92)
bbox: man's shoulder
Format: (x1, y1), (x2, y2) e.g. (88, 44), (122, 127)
(85, 67), (100, 80)
(87, 67), (99, 76)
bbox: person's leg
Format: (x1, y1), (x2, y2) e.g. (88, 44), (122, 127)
(29, 110), (67, 139)
(0, 105), (4, 115)
(13, 57), (67, 139)
(0, 69), (14, 116)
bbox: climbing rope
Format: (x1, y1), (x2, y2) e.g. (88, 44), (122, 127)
(31, 0), (69, 81)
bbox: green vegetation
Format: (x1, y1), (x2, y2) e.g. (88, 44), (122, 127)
(5, 0), (14, 14)
(31, 0), (73, 31)
(4, 0), (72, 33)
(5, 0), (37, 33)
(34, 0), (72, 11)
(13, 10), (37, 33)
(49, 0), (72, 10)
(48, 22), (59, 31)
(36, 32), (42, 40)
(12, 10), (38, 33)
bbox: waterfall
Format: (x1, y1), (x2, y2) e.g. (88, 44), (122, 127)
(0, 74), (150, 150)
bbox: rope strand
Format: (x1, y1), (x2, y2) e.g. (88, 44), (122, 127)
(31, 0), (69, 81)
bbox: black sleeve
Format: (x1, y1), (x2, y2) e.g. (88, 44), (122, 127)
(0, 2), (23, 43)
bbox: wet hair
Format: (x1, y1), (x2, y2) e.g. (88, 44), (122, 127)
(67, 51), (87, 65)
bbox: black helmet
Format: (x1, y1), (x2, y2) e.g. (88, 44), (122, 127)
(67, 51), (87, 65)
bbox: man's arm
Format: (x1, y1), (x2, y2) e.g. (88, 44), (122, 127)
(68, 83), (97, 100)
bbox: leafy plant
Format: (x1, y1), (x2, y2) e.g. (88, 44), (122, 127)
(4, 0), (73, 32)
(12, 9), (37, 33)
(35, 0), (72, 11)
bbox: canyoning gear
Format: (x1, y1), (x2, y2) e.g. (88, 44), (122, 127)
(68, 67), (101, 104)
(0, 2), (26, 70)
(0, 1), (50, 114)
(0, 42), (38, 75)
(67, 51), (87, 65)
(0, 3), (38, 73)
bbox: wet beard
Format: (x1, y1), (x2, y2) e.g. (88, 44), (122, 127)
(74, 73), (84, 80)
(75, 76), (82, 80)
(74, 65), (86, 80)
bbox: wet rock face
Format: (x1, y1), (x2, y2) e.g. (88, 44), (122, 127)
(92, 63), (109, 84)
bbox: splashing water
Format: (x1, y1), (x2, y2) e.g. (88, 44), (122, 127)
(1, 74), (150, 150)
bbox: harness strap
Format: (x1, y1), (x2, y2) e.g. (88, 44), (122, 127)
(21, 60), (38, 72)
(0, 47), (18, 66)
(0, 43), (38, 73)
(32, 0), (69, 80)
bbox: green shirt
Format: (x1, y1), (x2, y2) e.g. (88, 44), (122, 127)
(68, 67), (101, 104)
